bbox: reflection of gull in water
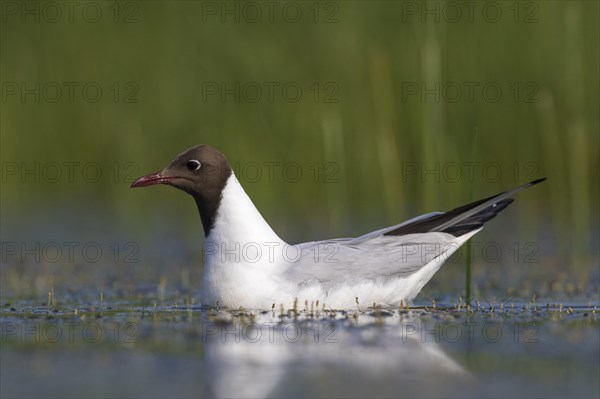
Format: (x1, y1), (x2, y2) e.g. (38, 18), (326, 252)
(203, 314), (469, 398)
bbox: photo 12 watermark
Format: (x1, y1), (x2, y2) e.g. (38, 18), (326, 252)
(400, 81), (539, 104)
(400, 1), (540, 24)
(1, 1), (140, 24)
(1, 241), (140, 264)
(400, 161), (541, 184)
(1, 81), (140, 104)
(202, 320), (340, 343)
(1, 320), (139, 344)
(200, 81), (340, 104)
(203, 241), (340, 265)
(1, 161), (141, 184)
(400, 320), (539, 344)
(400, 240), (540, 265)
(199, 1), (340, 24)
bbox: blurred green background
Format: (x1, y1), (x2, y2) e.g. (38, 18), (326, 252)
(1, 0), (598, 302)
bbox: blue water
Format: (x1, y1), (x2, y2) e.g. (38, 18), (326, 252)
(1, 302), (598, 398)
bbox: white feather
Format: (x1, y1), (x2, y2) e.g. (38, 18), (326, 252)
(202, 173), (480, 309)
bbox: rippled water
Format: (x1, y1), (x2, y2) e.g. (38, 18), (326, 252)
(1, 300), (598, 398)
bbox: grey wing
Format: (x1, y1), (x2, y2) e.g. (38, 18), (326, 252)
(285, 178), (545, 287)
(285, 230), (465, 288)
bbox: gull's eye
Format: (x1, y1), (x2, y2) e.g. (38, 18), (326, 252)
(186, 160), (201, 171)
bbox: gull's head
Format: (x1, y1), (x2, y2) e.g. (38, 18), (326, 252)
(131, 144), (232, 199)
(131, 144), (233, 234)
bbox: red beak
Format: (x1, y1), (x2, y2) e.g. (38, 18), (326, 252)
(130, 172), (175, 188)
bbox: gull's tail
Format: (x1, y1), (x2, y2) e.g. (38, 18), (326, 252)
(385, 178), (546, 237)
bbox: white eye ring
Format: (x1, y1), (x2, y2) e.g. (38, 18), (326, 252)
(186, 160), (201, 171)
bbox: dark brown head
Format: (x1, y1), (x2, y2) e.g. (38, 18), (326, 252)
(131, 144), (233, 235)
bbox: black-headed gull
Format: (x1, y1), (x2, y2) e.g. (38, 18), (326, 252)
(132, 145), (545, 309)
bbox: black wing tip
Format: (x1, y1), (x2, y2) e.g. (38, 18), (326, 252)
(441, 198), (514, 236)
(530, 177), (547, 185)
(384, 178), (546, 238)
(489, 198), (514, 212)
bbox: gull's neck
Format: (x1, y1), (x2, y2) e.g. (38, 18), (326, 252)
(202, 173), (284, 245)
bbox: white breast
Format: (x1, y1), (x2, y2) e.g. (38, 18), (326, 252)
(201, 173), (292, 308)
